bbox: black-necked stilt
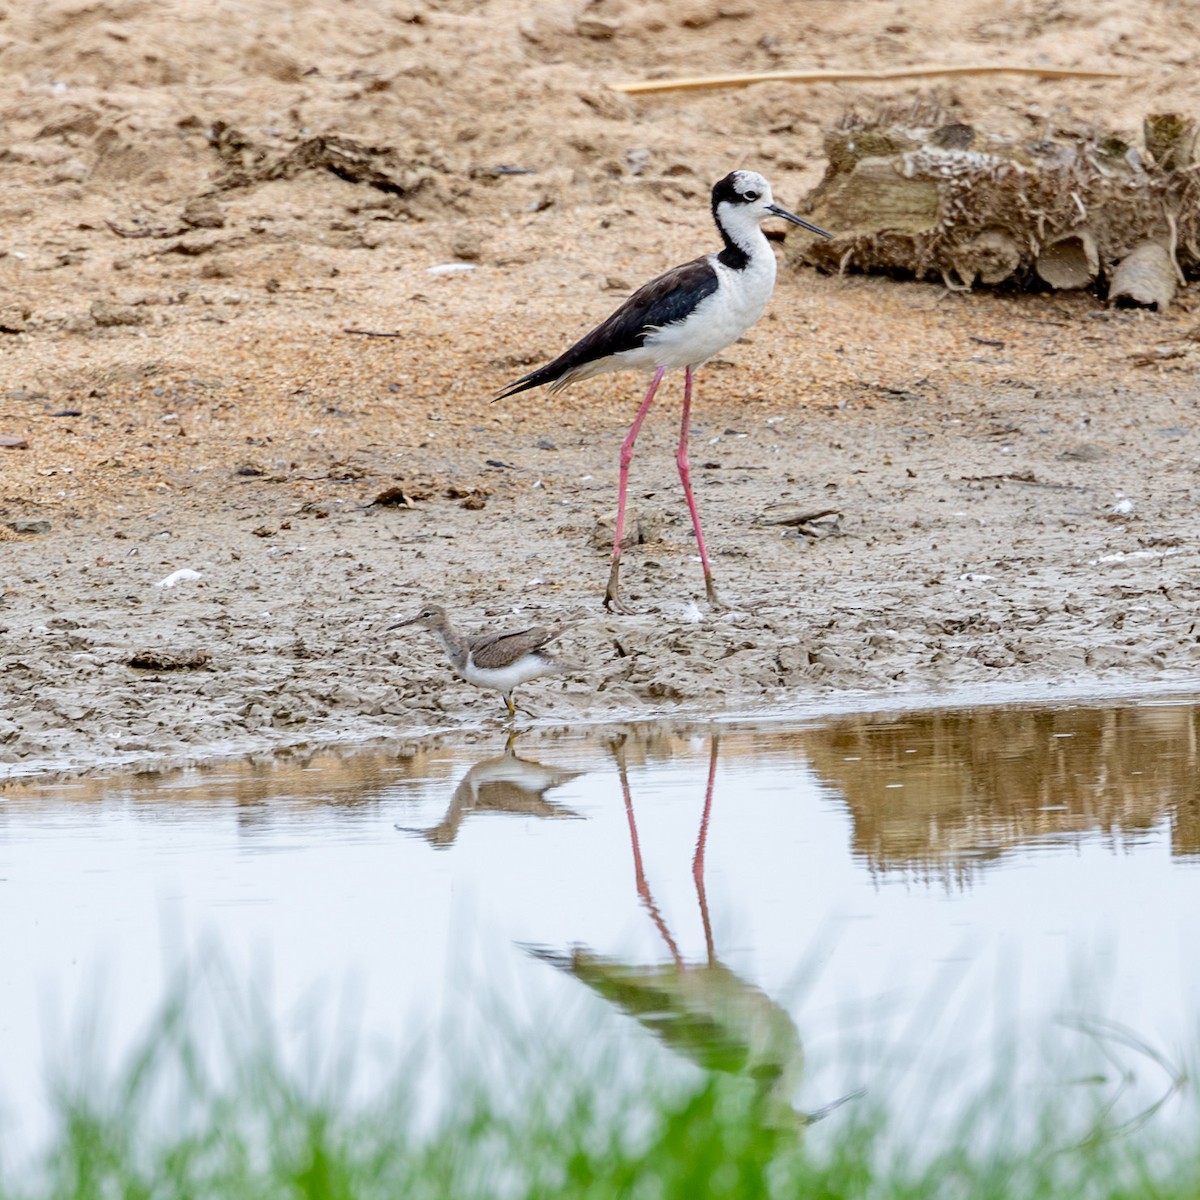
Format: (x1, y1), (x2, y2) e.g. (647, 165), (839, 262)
(496, 169), (832, 613)
(390, 603), (572, 718)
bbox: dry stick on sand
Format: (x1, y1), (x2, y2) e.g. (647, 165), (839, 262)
(610, 65), (1126, 95)
(762, 507), (841, 527)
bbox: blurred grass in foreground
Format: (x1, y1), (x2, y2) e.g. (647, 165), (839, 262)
(2, 969), (1197, 1200)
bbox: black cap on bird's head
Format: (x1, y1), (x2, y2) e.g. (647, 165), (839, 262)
(711, 169), (833, 240)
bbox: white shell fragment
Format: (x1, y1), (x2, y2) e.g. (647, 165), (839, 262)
(155, 568), (203, 588)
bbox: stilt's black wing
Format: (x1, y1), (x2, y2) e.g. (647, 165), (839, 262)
(495, 255), (718, 399)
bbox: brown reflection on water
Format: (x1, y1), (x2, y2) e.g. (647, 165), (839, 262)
(5, 702), (1199, 880)
(801, 704), (1200, 881)
(1, 733), (589, 844)
(0, 744), (457, 825)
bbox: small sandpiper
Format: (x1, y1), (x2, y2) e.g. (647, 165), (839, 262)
(391, 603), (571, 719)
(495, 169), (832, 613)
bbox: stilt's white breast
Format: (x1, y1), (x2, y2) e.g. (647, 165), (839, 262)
(643, 249), (778, 370)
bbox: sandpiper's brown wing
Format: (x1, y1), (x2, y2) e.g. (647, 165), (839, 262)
(468, 625), (562, 670)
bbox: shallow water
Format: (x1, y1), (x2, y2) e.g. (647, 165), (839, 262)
(2, 696), (1199, 1155)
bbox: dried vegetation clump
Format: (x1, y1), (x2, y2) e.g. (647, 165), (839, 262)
(790, 106), (1200, 310)
(206, 123), (438, 202)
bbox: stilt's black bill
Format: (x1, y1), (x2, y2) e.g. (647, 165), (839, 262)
(766, 203), (833, 240)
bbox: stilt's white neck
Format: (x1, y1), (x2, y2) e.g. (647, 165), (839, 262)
(714, 200), (770, 270)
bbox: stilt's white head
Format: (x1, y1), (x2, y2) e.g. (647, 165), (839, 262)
(711, 170), (832, 241)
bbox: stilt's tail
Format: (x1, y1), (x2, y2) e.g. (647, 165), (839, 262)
(493, 362), (562, 402)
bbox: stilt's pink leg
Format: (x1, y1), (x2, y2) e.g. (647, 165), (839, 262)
(619, 751), (683, 967)
(676, 368), (724, 607)
(604, 366), (666, 613)
(692, 735), (719, 966)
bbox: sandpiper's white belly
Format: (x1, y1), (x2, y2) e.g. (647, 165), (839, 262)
(461, 653), (556, 695)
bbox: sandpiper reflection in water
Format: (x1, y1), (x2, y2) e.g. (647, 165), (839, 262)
(396, 733), (584, 849)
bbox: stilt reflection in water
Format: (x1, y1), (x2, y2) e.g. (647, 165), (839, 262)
(527, 735), (847, 1133)
(395, 732), (585, 849)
